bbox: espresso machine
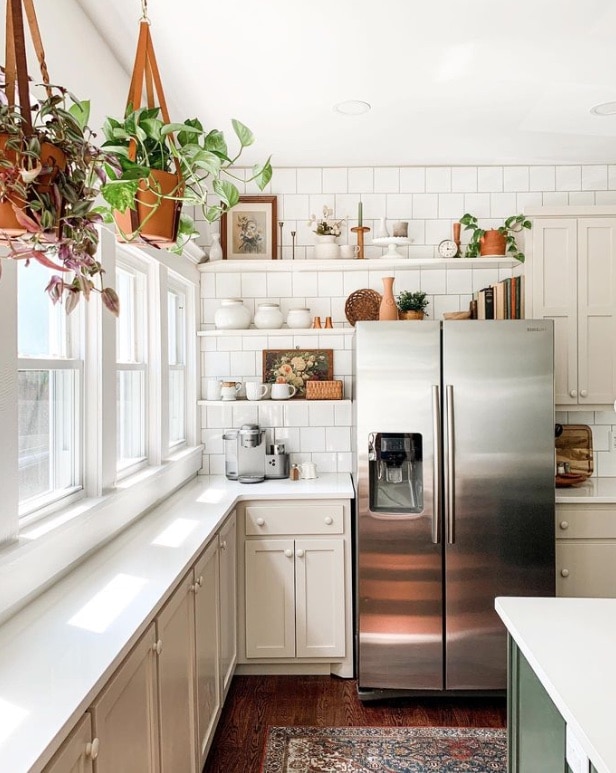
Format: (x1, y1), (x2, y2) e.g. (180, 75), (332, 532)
(223, 424), (266, 483)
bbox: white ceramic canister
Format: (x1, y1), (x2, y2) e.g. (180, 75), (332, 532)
(286, 308), (312, 329)
(254, 302), (284, 329)
(214, 298), (252, 330)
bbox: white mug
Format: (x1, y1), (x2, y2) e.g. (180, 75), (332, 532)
(245, 382), (268, 401)
(205, 378), (221, 401)
(340, 244), (359, 258)
(299, 462), (317, 479)
(220, 381), (241, 401)
(270, 383), (297, 400)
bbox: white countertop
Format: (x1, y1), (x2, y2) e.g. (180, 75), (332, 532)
(556, 476), (616, 504)
(495, 596), (616, 773)
(0, 474), (353, 773)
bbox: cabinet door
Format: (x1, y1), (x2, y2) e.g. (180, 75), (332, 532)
(43, 713), (95, 773)
(530, 218), (578, 405)
(156, 573), (196, 773)
(557, 542), (616, 597)
(219, 511), (237, 697)
(91, 623), (159, 773)
(295, 538), (346, 658)
(245, 539), (295, 658)
(577, 218), (616, 405)
(194, 538), (221, 767)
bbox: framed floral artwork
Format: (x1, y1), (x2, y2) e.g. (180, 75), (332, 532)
(262, 349), (334, 398)
(221, 195), (277, 259)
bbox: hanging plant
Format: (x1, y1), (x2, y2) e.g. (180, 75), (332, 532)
(0, 0), (119, 315)
(97, 13), (272, 252)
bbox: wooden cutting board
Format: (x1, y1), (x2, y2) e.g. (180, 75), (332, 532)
(555, 424), (593, 481)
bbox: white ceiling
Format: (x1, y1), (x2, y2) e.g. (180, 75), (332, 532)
(76, 0), (616, 168)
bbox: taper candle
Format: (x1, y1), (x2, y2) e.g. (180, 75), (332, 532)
(358, 201), (363, 227)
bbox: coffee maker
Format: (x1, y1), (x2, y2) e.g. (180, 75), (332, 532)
(223, 423), (266, 483)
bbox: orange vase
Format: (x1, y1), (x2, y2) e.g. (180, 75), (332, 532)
(480, 229), (506, 257)
(379, 276), (399, 320)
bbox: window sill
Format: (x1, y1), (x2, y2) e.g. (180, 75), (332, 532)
(0, 445), (203, 626)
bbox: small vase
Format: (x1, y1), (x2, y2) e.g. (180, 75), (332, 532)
(377, 217), (389, 238)
(209, 233), (223, 260)
(214, 298), (252, 329)
(400, 310), (425, 320)
(313, 234), (340, 259)
(254, 303), (284, 329)
(379, 277), (399, 320)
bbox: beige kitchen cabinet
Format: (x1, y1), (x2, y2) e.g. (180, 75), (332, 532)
(218, 510), (237, 698)
(238, 500), (352, 677)
(193, 536), (221, 767)
(43, 713), (97, 773)
(156, 570), (197, 773)
(90, 623), (160, 773)
(527, 212), (616, 407)
(556, 504), (616, 597)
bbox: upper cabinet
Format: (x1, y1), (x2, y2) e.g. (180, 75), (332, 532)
(527, 210), (616, 407)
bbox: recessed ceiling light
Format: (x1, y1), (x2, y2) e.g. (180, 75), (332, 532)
(333, 100), (371, 116)
(590, 101), (616, 116)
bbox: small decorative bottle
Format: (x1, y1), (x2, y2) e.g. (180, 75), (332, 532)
(290, 464), (300, 481)
(379, 276), (399, 320)
(209, 232), (223, 260)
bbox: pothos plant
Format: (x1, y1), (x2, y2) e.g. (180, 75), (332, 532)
(98, 106), (273, 251)
(0, 83), (119, 315)
(459, 213), (532, 262)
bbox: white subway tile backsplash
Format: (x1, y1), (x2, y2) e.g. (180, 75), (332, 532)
(349, 168), (374, 193)
(206, 352), (231, 377)
(334, 402), (352, 426)
(569, 192), (595, 207)
(419, 269), (447, 294)
(285, 401), (310, 427)
(230, 351), (257, 377)
(386, 194), (414, 219)
(438, 194), (465, 219)
(301, 426), (326, 452)
(272, 168), (297, 193)
(282, 194), (311, 220)
(542, 191), (569, 206)
(309, 403), (335, 426)
(361, 193), (387, 221)
(312, 452), (338, 473)
(462, 193), (491, 217)
(318, 271), (344, 297)
(426, 167), (451, 193)
(209, 454), (225, 476)
(336, 452), (353, 473)
(452, 167), (477, 193)
(259, 402), (286, 428)
(400, 167), (426, 193)
(516, 192), (543, 211)
(215, 273), (242, 299)
(326, 426), (351, 453)
(595, 191), (616, 205)
(582, 165), (608, 191)
(478, 167), (503, 192)
(343, 271), (370, 295)
(297, 168), (323, 193)
(241, 272), (268, 298)
(503, 167), (529, 192)
(267, 272), (293, 298)
(293, 271), (318, 297)
(375, 167), (400, 193)
(556, 166), (582, 191)
(412, 194), (438, 219)
(529, 166), (555, 192)
(323, 167), (348, 193)
(490, 192), (518, 219)
(446, 269), (474, 295)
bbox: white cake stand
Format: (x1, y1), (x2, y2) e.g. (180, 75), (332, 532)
(372, 236), (411, 258)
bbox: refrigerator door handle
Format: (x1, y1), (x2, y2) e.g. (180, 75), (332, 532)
(432, 385), (441, 544)
(446, 384), (455, 544)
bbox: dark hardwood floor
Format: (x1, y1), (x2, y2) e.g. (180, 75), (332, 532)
(203, 675), (507, 772)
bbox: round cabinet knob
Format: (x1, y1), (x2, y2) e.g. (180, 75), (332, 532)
(256, 518), (265, 526)
(296, 549), (305, 558)
(560, 569), (569, 578)
(220, 539), (227, 551)
(559, 521), (569, 530)
(324, 516), (333, 525)
(580, 389), (588, 398)
(197, 575), (204, 587)
(284, 549), (293, 558)
(153, 639), (163, 655)
(569, 389), (577, 398)
(86, 738), (100, 760)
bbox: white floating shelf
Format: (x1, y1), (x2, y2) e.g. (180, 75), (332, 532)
(197, 398), (353, 406)
(197, 327), (355, 337)
(198, 257), (520, 273)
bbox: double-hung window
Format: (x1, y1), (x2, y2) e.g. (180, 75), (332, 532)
(17, 260), (82, 520)
(167, 279), (187, 448)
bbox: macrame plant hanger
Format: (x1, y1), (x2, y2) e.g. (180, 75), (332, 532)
(114, 1), (184, 247)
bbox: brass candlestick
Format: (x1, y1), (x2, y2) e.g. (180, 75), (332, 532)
(351, 226), (370, 259)
(277, 221), (284, 260)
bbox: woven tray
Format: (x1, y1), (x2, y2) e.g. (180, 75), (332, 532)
(306, 380), (343, 400)
(345, 289), (382, 326)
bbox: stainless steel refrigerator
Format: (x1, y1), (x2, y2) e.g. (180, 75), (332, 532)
(355, 319), (555, 698)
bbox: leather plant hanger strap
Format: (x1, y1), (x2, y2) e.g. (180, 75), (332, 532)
(125, 20), (181, 178)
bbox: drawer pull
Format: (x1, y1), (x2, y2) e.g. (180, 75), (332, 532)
(256, 517), (265, 526)
(580, 389), (588, 398)
(86, 738), (100, 760)
(569, 389), (577, 398)
(560, 521), (569, 530)
(284, 549), (293, 558)
(324, 516), (333, 525)
(296, 549), (305, 558)
(561, 569), (569, 578)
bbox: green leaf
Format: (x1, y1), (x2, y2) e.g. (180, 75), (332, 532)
(205, 205), (224, 223)
(68, 99), (90, 130)
(232, 119), (254, 148)
(204, 130), (228, 158)
(161, 122), (203, 137)
(141, 118), (165, 141)
(213, 179), (240, 209)
(252, 157), (273, 190)
(101, 180), (140, 212)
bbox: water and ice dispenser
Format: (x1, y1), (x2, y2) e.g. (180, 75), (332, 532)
(368, 432), (423, 514)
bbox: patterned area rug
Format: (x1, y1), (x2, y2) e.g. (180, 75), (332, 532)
(261, 725), (507, 772)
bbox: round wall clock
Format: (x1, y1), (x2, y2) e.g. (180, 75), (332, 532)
(438, 239), (459, 258)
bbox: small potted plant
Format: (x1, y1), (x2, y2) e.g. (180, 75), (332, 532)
(459, 213), (531, 262)
(307, 205), (345, 258)
(397, 290), (429, 320)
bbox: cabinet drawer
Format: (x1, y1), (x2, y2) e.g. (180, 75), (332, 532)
(245, 504), (344, 535)
(555, 506), (616, 539)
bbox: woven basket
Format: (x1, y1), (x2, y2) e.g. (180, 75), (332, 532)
(344, 288), (382, 326)
(306, 380), (343, 400)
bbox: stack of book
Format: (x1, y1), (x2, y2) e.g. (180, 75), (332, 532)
(475, 275), (524, 319)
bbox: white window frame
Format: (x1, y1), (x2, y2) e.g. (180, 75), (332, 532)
(167, 275), (189, 452)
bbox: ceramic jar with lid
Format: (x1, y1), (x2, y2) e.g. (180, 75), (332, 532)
(254, 302), (284, 329)
(286, 307), (312, 329)
(214, 298), (252, 330)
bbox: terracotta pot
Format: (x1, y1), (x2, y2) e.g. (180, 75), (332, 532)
(114, 168), (183, 246)
(379, 276), (399, 320)
(399, 310), (425, 320)
(0, 133), (27, 238)
(480, 229), (506, 257)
